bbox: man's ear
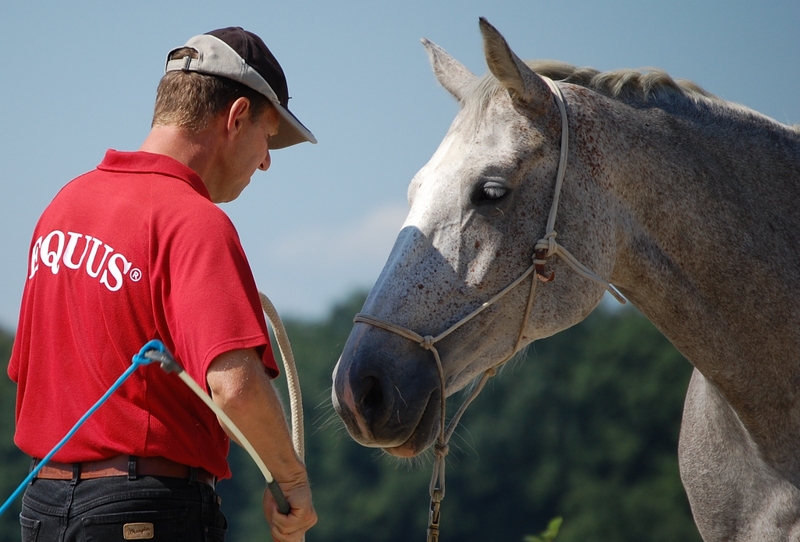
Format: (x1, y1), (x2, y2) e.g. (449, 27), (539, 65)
(226, 97), (251, 137)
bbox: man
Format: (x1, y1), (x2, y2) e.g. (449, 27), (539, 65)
(9, 27), (317, 542)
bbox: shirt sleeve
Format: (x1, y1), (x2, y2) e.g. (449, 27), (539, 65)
(151, 203), (279, 386)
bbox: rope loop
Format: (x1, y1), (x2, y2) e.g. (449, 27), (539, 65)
(434, 441), (450, 459)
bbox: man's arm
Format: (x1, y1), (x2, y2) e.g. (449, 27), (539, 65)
(207, 348), (316, 542)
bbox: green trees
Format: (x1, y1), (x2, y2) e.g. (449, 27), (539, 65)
(0, 330), (28, 540)
(221, 293), (701, 541)
(0, 293), (701, 541)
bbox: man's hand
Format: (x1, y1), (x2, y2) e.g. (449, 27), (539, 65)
(263, 475), (317, 542)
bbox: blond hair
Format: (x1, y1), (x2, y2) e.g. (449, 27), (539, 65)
(152, 47), (270, 132)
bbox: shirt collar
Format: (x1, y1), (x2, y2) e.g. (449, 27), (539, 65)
(97, 149), (212, 201)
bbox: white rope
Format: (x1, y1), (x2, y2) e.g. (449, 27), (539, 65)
(259, 292), (305, 461)
(536, 77), (626, 304)
(144, 345), (295, 515)
(258, 291), (306, 541)
(542, 77), (570, 236)
(175, 370), (280, 484)
(353, 76), (625, 542)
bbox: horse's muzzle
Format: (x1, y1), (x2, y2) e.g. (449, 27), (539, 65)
(332, 324), (442, 456)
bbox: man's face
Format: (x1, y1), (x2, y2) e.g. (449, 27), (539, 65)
(218, 104), (280, 202)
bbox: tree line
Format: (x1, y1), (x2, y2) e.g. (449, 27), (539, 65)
(0, 292), (702, 541)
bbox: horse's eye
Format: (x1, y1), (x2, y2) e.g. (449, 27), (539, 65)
(472, 180), (508, 204)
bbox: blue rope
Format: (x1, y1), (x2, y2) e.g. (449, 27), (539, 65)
(0, 340), (167, 517)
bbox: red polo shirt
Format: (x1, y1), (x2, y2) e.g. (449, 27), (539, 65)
(9, 150), (278, 479)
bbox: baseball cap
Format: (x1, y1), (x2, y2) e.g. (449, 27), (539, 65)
(165, 27), (316, 149)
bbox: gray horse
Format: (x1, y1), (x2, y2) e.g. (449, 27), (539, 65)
(333, 18), (800, 541)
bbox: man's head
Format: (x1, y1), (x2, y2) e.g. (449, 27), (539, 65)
(152, 27), (315, 149)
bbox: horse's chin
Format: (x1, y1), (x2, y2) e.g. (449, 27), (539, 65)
(381, 392), (441, 458)
(384, 443), (422, 458)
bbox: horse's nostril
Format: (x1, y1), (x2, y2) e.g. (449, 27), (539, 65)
(359, 376), (385, 414)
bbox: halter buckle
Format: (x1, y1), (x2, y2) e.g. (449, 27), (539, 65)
(427, 498), (442, 542)
(534, 248), (556, 282)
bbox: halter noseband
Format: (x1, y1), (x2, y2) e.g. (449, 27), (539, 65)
(353, 76), (624, 542)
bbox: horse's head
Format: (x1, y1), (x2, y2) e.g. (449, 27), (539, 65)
(333, 19), (618, 457)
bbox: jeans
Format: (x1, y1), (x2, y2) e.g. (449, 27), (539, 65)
(19, 475), (226, 542)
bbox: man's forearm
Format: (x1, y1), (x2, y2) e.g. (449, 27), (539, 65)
(206, 348), (306, 483)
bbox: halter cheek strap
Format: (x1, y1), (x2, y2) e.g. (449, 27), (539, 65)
(535, 78), (626, 302)
(353, 76), (624, 542)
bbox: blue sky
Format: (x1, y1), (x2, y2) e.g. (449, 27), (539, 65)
(0, 0), (797, 330)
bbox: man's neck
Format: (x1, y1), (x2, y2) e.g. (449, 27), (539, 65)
(139, 124), (220, 182)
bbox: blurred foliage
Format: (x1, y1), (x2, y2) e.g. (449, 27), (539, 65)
(0, 329), (28, 540)
(0, 291), (702, 541)
(220, 291), (701, 542)
(525, 516), (563, 542)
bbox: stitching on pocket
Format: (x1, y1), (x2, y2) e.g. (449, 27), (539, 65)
(20, 515), (41, 542)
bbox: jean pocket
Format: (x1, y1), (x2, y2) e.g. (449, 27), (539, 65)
(81, 509), (187, 542)
(205, 525), (226, 542)
(205, 504), (227, 541)
(20, 515), (41, 542)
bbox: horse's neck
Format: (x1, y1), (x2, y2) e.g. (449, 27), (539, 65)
(604, 99), (800, 459)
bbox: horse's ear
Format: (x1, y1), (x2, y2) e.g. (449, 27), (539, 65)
(421, 38), (477, 103)
(479, 18), (551, 111)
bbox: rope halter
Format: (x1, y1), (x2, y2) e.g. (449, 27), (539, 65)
(353, 76), (625, 542)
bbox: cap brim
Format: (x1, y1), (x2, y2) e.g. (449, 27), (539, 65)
(270, 103), (317, 149)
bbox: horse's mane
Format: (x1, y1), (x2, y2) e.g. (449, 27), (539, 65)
(467, 59), (718, 116)
(464, 59), (800, 135)
(526, 59), (716, 103)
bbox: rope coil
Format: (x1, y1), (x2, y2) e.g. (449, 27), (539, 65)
(259, 292), (305, 462)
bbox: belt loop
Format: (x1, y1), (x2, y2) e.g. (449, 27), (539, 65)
(128, 455), (138, 481)
(71, 463), (80, 486)
(29, 458), (40, 484)
(188, 466), (197, 485)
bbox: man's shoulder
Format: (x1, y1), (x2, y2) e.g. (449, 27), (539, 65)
(154, 193), (240, 246)
(46, 163), (237, 240)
